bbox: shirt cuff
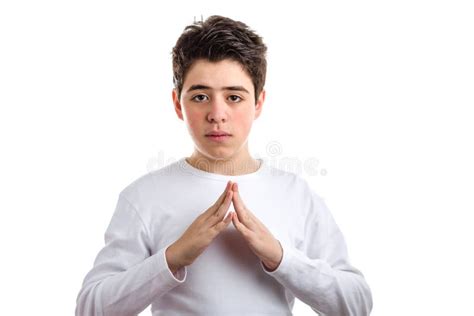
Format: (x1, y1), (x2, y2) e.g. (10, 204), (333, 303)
(260, 240), (294, 277)
(159, 243), (187, 283)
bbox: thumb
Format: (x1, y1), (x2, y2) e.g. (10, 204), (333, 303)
(215, 211), (234, 232)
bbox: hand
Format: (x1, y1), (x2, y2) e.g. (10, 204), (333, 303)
(230, 182), (283, 272)
(166, 181), (234, 273)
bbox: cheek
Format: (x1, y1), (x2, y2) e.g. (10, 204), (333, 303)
(183, 109), (202, 136)
(234, 110), (254, 132)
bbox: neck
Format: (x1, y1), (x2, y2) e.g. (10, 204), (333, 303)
(186, 151), (261, 176)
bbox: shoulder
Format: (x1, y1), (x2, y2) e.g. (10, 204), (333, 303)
(264, 161), (316, 189)
(118, 159), (183, 208)
(262, 160), (325, 203)
(268, 160), (330, 205)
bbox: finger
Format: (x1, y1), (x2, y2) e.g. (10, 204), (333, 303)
(205, 181), (232, 217)
(232, 183), (249, 209)
(231, 183), (254, 227)
(232, 211), (252, 238)
(215, 180), (232, 206)
(213, 210), (234, 234)
(214, 189), (233, 219)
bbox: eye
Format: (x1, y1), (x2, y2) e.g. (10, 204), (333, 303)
(228, 95), (243, 103)
(191, 94), (209, 102)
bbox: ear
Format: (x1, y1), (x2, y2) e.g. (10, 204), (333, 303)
(254, 89), (265, 120)
(172, 89), (184, 121)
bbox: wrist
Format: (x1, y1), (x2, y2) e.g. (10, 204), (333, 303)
(262, 260), (279, 272)
(262, 240), (283, 271)
(165, 243), (185, 274)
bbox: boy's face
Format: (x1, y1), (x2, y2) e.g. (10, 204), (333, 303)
(173, 59), (265, 162)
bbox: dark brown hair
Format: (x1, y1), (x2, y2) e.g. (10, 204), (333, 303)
(172, 15), (267, 103)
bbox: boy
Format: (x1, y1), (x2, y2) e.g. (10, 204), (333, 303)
(76, 15), (373, 316)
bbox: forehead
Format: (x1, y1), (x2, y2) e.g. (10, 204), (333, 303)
(183, 59), (254, 91)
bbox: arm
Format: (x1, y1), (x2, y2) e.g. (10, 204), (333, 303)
(261, 193), (373, 316)
(75, 194), (187, 316)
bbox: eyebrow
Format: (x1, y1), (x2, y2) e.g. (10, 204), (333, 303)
(186, 84), (250, 94)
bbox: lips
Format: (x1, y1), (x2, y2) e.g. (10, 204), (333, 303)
(205, 131), (232, 143)
(205, 131), (232, 136)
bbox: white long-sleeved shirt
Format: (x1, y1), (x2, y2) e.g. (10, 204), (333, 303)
(76, 157), (373, 316)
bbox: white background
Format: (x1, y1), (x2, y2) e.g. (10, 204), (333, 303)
(1, 1), (473, 315)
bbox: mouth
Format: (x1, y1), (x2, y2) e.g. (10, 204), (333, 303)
(205, 134), (232, 142)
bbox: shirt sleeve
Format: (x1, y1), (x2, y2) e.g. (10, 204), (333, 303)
(75, 193), (187, 316)
(260, 192), (373, 316)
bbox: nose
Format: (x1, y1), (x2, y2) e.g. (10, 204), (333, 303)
(207, 97), (228, 123)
